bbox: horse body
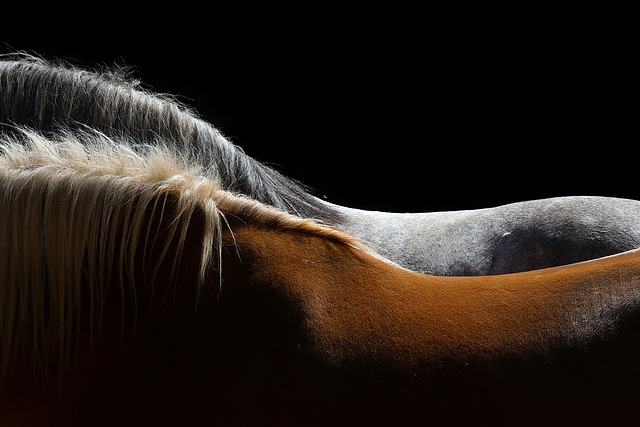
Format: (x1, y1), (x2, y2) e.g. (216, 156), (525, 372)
(2, 132), (640, 425)
(3, 55), (640, 276)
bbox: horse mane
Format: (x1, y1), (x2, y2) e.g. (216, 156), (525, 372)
(0, 128), (365, 382)
(0, 53), (341, 224)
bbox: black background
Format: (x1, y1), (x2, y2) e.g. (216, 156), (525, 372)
(1, 8), (635, 212)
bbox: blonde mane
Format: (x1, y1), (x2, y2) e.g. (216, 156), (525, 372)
(0, 129), (367, 382)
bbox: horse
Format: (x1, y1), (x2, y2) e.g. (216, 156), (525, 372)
(2, 54), (640, 276)
(2, 130), (640, 426)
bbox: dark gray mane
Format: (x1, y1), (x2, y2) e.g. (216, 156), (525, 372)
(0, 54), (340, 223)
